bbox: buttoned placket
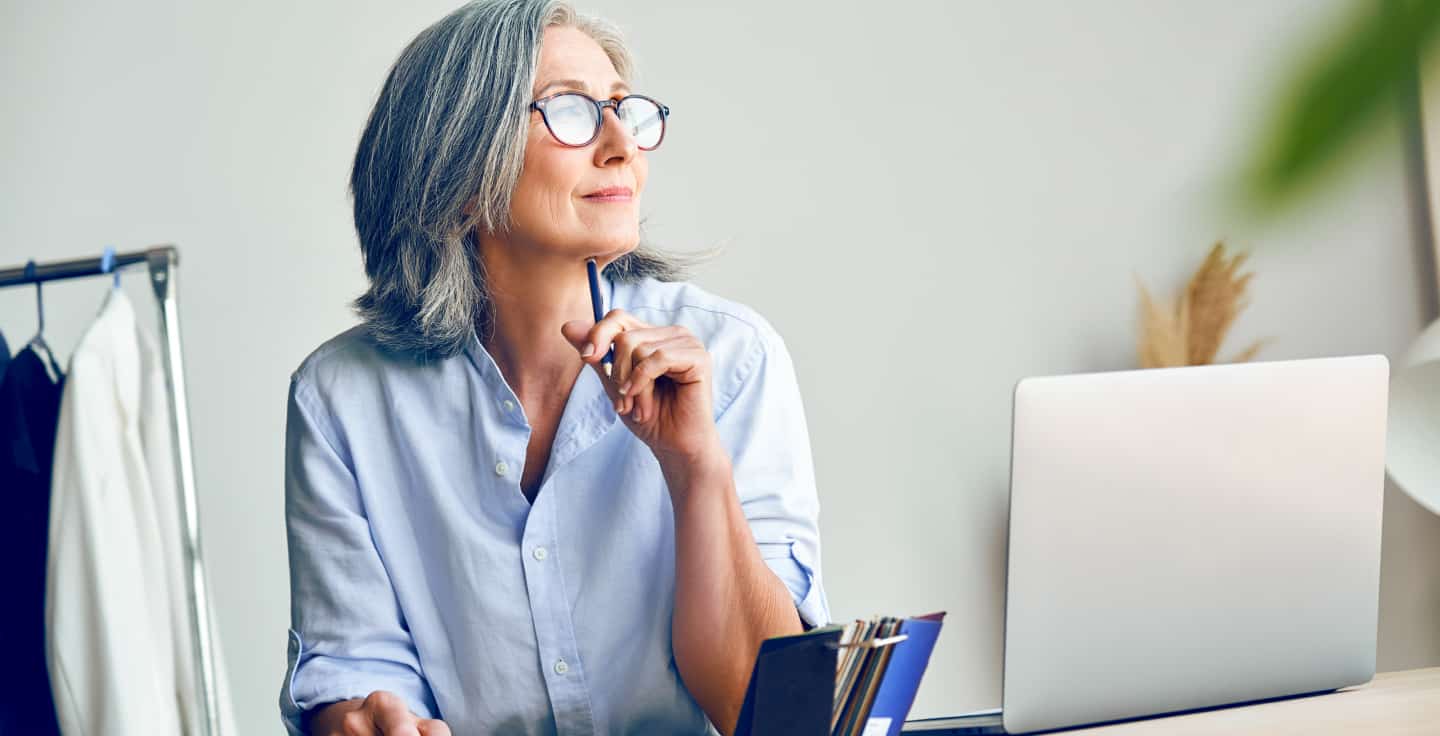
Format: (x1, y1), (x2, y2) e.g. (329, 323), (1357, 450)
(480, 276), (624, 735)
(519, 477), (597, 735)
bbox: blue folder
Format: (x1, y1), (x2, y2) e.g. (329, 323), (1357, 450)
(866, 611), (947, 736)
(734, 612), (945, 736)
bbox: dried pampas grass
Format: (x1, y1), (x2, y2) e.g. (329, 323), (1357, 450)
(1137, 242), (1270, 369)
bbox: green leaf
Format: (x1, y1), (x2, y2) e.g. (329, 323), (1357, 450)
(1240, 0), (1440, 216)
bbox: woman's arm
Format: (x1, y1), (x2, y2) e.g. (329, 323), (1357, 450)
(281, 375), (445, 733)
(664, 452), (804, 736)
(563, 311), (830, 735)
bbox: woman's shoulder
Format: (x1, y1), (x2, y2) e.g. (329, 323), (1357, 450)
(622, 277), (795, 411)
(621, 276), (786, 354)
(289, 324), (424, 402)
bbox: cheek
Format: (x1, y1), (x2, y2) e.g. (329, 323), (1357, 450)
(634, 156), (649, 194)
(513, 145), (583, 224)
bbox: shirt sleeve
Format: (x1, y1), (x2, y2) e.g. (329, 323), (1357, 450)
(715, 322), (832, 630)
(279, 375), (438, 735)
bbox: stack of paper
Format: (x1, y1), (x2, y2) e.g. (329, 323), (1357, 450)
(832, 612), (946, 736)
(733, 611), (945, 736)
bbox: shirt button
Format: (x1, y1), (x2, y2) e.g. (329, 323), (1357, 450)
(554, 659), (569, 675)
(502, 399), (516, 412)
(533, 546), (548, 561)
(494, 461), (509, 477)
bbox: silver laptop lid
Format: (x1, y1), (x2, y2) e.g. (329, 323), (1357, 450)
(1002, 355), (1388, 734)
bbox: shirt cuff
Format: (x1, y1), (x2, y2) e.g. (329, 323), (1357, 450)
(280, 629), (437, 735)
(757, 540), (830, 630)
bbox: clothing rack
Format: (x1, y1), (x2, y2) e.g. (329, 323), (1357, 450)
(0, 245), (220, 736)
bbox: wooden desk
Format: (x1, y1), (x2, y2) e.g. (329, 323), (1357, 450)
(1057, 667), (1440, 735)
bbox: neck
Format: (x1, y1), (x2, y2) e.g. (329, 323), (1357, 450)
(478, 236), (606, 396)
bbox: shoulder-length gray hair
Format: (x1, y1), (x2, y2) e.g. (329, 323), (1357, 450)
(351, 0), (697, 360)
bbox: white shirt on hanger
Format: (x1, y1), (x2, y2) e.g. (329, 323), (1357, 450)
(45, 288), (235, 735)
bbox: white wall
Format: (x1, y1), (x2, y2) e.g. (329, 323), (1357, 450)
(3, 1), (1437, 733)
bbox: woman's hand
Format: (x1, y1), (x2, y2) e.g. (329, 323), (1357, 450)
(308, 692), (450, 736)
(561, 309), (723, 468)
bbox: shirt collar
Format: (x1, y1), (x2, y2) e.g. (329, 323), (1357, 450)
(462, 271), (626, 467)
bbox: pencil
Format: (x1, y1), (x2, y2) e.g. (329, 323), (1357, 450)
(585, 258), (614, 377)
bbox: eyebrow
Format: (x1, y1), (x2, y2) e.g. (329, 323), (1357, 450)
(534, 78), (630, 97)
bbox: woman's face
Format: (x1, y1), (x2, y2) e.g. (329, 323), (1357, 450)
(504, 25), (647, 265)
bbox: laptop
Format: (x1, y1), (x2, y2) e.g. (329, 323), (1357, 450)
(905, 355), (1389, 734)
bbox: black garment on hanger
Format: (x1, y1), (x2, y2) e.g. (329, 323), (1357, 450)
(0, 346), (63, 736)
(0, 330), (10, 378)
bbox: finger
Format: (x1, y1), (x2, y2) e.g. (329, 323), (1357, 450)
(559, 310), (641, 364)
(560, 319), (595, 355)
(627, 342), (709, 423)
(340, 709), (377, 736)
(560, 321), (632, 411)
(615, 327), (687, 414)
(591, 308), (649, 369)
(417, 719), (453, 736)
(625, 336), (695, 423)
(366, 691), (421, 736)
(611, 325), (637, 404)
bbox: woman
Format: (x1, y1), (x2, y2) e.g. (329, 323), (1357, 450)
(279, 1), (829, 734)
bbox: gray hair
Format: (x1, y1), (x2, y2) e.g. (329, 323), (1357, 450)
(350, 0), (702, 360)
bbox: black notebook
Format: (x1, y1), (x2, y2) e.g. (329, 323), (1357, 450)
(735, 612), (946, 736)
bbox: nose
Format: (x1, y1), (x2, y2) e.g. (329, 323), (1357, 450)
(593, 105), (638, 165)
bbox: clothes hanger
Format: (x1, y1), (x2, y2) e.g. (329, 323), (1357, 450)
(23, 260), (64, 381)
(100, 245), (120, 290)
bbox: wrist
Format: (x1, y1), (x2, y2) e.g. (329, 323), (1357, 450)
(658, 439), (732, 494)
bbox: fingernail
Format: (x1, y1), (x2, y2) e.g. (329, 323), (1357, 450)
(614, 399), (623, 413)
(582, 343), (595, 357)
(619, 380), (631, 395)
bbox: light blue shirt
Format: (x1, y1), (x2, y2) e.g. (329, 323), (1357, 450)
(279, 275), (830, 735)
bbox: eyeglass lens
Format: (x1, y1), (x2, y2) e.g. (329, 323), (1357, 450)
(543, 94), (665, 149)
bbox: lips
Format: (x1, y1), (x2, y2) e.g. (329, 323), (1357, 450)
(583, 186), (633, 198)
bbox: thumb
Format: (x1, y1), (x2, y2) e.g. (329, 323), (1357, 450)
(560, 320), (593, 354)
(560, 320), (620, 399)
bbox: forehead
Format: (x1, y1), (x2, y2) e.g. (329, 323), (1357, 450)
(534, 26), (624, 93)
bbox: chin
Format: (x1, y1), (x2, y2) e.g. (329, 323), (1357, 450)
(595, 241), (639, 262)
(582, 231), (639, 259)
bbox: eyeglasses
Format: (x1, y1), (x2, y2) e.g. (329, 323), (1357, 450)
(529, 92), (670, 150)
